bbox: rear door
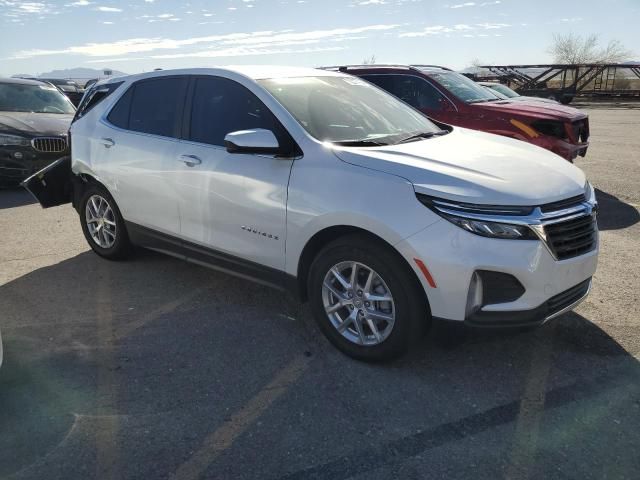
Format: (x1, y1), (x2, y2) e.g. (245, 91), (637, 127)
(90, 76), (188, 236)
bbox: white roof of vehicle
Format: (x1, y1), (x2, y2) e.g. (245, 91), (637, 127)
(97, 65), (344, 87)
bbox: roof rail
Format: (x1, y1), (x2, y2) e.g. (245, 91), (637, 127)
(319, 64), (417, 72)
(410, 64), (453, 71)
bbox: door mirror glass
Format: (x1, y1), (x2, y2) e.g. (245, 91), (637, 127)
(224, 129), (280, 154)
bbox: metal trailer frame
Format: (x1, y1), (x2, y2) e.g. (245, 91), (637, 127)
(474, 64), (640, 104)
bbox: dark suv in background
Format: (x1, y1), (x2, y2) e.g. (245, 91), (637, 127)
(0, 78), (74, 186)
(326, 65), (589, 162)
(38, 78), (85, 106)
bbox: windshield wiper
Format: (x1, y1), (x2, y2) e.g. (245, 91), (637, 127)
(396, 130), (448, 144)
(332, 139), (389, 147)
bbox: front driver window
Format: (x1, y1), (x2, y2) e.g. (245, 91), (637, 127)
(189, 77), (278, 147)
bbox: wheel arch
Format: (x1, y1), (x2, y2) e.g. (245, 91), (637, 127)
(296, 225), (431, 316)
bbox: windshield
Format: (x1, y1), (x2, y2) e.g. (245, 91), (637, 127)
(426, 71), (500, 104)
(0, 83), (76, 114)
(488, 83), (520, 98)
(259, 76), (442, 145)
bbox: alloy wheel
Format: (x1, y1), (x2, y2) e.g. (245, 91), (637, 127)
(85, 194), (117, 249)
(321, 261), (396, 346)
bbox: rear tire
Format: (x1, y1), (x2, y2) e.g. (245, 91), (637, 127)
(79, 183), (132, 260)
(308, 234), (429, 362)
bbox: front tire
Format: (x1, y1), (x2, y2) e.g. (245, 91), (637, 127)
(79, 183), (131, 260)
(308, 235), (429, 362)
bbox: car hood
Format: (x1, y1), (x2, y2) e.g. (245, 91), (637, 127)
(331, 127), (586, 206)
(472, 100), (586, 121)
(511, 96), (560, 105)
(0, 112), (73, 136)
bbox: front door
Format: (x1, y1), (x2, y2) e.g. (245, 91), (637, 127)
(174, 76), (295, 270)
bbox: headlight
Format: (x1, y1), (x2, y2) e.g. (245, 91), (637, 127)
(416, 194), (538, 240)
(0, 133), (30, 146)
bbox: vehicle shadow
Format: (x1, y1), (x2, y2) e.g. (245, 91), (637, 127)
(0, 250), (638, 479)
(0, 187), (36, 210)
(595, 188), (639, 230)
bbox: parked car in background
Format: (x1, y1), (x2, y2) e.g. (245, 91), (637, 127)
(328, 65), (589, 162)
(38, 78), (85, 106)
(24, 67), (598, 361)
(478, 81), (560, 104)
(0, 77), (74, 186)
(83, 78), (99, 90)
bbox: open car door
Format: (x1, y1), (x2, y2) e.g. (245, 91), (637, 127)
(21, 156), (72, 208)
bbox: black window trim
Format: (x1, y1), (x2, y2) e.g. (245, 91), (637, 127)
(359, 73), (459, 113)
(73, 81), (124, 123)
(103, 75), (190, 140)
(181, 74), (303, 158)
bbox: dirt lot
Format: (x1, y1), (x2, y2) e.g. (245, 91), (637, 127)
(1, 105), (639, 480)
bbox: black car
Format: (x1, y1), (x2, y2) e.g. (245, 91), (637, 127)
(38, 78), (85, 106)
(0, 78), (74, 187)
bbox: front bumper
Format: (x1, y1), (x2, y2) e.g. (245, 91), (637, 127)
(1, 146), (66, 187)
(395, 219), (598, 325)
(532, 136), (588, 162)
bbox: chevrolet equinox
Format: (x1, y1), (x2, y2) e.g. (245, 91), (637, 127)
(24, 67), (599, 361)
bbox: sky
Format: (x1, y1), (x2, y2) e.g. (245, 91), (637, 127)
(0, 0), (638, 77)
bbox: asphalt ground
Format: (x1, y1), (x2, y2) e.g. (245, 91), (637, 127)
(1, 105), (639, 480)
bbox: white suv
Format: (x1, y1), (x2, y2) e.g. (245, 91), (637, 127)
(27, 66), (598, 361)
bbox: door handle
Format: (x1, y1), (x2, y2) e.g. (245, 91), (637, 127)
(178, 154), (202, 167)
(100, 138), (115, 148)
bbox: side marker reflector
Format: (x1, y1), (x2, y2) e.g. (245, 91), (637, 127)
(414, 258), (437, 288)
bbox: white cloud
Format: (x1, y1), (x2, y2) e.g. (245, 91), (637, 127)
(151, 46), (346, 60)
(157, 13), (173, 18)
(449, 2), (475, 8)
(449, 0), (500, 7)
(400, 21), (510, 37)
(67, 0), (91, 6)
(358, 0), (386, 5)
(9, 24), (400, 59)
(18, 2), (47, 13)
(96, 6), (122, 12)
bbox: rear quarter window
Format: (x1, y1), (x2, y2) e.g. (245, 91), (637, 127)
(106, 76), (188, 138)
(74, 81), (123, 122)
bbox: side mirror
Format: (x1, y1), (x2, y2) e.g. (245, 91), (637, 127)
(224, 129), (281, 155)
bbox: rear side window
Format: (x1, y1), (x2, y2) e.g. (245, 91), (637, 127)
(107, 87), (133, 129)
(74, 81), (123, 122)
(188, 77), (279, 147)
(362, 74), (450, 111)
(107, 77), (188, 137)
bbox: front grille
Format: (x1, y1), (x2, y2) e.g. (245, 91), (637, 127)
(545, 213), (597, 260)
(572, 119), (589, 143)
(547, 278), (591, 316)
(540, 194), (586, 213)
(31, 136), (68, 153)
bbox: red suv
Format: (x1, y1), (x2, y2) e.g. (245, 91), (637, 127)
(326, 65), (589, 162)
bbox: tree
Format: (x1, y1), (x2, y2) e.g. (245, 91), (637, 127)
(548, 33), (633, 64)
(362, 55), (376, 65)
